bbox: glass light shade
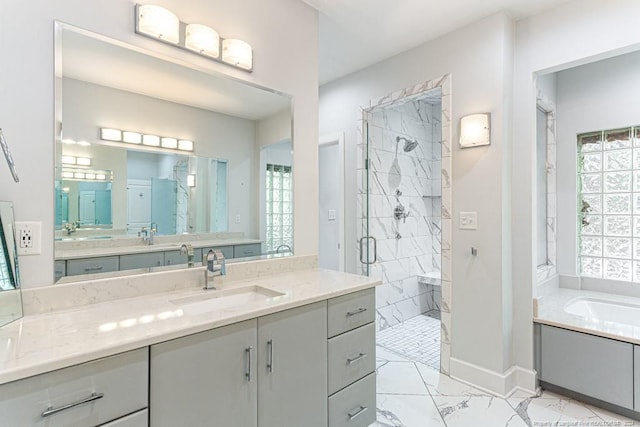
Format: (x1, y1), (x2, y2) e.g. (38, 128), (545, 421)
(76, 157), (92, 166)
(61, 171), (74, 179)
(62, 187), (70, 192)
(460, 113), (491, 148)
(161, 137), (178, 149)
(61, 155), (76, 165)
(76, 140), (91, 147)
(96, 174), (107, 180)
(74, 172), (85, 179)
(123, 132), (142, 144)
(178, 140), (194, 151)
(143, 134), (161, 146)
(85, 173), (96, 180)
(222, 39), (252, 70)
(137, 5), (180, 44)
(101, 128), (122, 141)
(187, 174), (196, 187)
(185, 24), (220, 58)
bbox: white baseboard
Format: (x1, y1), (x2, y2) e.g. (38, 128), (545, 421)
(449, 357), (538, 398)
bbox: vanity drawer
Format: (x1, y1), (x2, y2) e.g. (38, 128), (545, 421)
(328, 373), (376, 427)
(328, 322), (375, 395)
(233, 243), (261, 258)
(120, 252), (164, 270)
(101, 409), (148, 427)
(66, 256), (119, 276)
(0, 348), (148, 427)
(203, 245), (234, 260)
(328, 289), (375, 338)
(164, 250), (186, 266)
(54, 260), (66, 281)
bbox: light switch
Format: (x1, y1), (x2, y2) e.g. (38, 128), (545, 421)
(459, 212), (477, 230)
(328, 209), (336, 221)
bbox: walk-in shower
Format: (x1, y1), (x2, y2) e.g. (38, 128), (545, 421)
(358, 86), (444, 371)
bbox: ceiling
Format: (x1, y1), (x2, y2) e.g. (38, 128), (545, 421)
(302, 0), (571, 84)
(61, 29), (291, 121)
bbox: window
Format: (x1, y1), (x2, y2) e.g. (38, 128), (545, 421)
(578, 127), (640, 281)
(265, 163), (293, 252)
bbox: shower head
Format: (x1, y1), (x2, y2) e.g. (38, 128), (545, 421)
(396, 136), (419, 153)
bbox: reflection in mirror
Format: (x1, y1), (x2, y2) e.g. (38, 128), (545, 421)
(54, 23), (293, 282)
(0, 201), (23, 327)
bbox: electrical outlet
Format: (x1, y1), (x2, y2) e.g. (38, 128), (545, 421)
(15, 221), (41, 255)
(235, 214), (241, 224)
(459, 212), (478, 230)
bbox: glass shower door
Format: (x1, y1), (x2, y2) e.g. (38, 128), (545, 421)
(358, 112), (377, 276)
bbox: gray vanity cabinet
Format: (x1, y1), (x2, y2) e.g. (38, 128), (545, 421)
(234, 243), (262, 258)
(119, 252), (164, 270)
(635, 346), (640, 411)
(150, 319), (258, 427)
(257, 301), (328, 427)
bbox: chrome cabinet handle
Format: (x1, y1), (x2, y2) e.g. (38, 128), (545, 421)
(41, 392), (104, 418)
(346, 307), (367, 317)
(245, 346), (253, 382)
(348, 405), (368, 420)
(347, 352), (367, 365)
(84, 266), (103, 272)
(267, 339), (274, 373)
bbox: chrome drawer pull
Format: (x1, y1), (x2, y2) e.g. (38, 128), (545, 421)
(347, 352), (368, 365)
(346, 308), (367, 317)
(84, 266), (104, 272)
(245, 346), (253, 382)
(348, 405), (368, 420)
(41, 392), (104, 417)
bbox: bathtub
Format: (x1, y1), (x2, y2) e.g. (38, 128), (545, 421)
(564, 297), (640, 328)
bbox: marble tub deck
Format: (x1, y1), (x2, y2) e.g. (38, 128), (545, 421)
(375, 347), (638, 426)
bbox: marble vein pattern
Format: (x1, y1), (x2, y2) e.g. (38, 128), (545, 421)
(359, 74), (452, 374)
(375, 351), (637, 426)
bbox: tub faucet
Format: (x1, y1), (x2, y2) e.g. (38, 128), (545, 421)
(203, 249), (225, 290)
(180, 243), (194, 267)
(276, 244), (292, 254)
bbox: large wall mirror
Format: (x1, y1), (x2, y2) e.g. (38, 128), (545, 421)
(54, 23), (293, 282)
(0, 202), (22, 327)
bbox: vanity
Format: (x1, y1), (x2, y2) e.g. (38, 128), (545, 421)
(0, 257), (380, 427)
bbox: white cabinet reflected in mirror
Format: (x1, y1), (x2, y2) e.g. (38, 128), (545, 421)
(54, 23), (293, 283)
(0, 201), (22, 327)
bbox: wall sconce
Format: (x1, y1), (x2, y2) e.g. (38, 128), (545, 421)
(100, 128), (194, 152)
(187, 174), (196, 187)
(459, 113), (491, 148)
(135, 4), (253, 73)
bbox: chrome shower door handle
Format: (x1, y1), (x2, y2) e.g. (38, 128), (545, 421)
(358, 236), (377, 265)
(245, 346), (253, 382)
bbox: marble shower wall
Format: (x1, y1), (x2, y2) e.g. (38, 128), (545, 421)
(359, 92), (442, 331)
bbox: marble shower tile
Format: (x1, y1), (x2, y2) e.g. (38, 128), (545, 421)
(440, 312), (451, 345)
(441, 218), (452, 251)
(441, 280), (452, 313)
(377, 361), (429, 395)
(440, 343), (451, 375)
(374, 394), (446, 427)
(441, 250), (452, 281)
(376, 304), (403, 331)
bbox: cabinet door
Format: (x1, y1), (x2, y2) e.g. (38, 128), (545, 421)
(119, 252), (164, 270)
(150, 320), (257, 427)
(258, 301), (328, 427)
(101, 409), (148, 427)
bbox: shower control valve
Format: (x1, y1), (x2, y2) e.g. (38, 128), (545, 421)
(394, 203), (410, 223)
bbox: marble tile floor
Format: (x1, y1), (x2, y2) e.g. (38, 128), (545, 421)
(373, 352), (638, 427)
(377, 313), (441, 370)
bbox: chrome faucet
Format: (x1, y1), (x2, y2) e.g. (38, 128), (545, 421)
(180, 243), (195, 267)
(276, 244), (292, 254)
(203, 249), (226, 290)
(64, 222), (78, 235)
(139, 225), (156, 245)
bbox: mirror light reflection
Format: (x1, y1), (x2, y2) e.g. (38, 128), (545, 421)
(54, 23), (293, 282)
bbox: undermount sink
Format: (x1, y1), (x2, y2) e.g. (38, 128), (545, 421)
(170, 285), (286, 315)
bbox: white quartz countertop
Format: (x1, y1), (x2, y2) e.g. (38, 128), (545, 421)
(55, 238), (262, 260)
(0, 268), (379, 385)
(534, 287), (640, 345)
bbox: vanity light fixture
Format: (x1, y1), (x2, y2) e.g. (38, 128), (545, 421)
(77, 140), (91, 147)
(62, 187), (70, 192)
(74, 172), (85, 179)
(135, 4), (253, 72)
(222, 39), (253, 70)
(123, 131), (142, 144)
(61, 138), (76, 145)
(76, 157), (92, 166)
(161, 137), (178, 149)
(178, 140), (194, 151)
(100, 127), (194, 152)
(60, 168), (112, 182)
(101, 128), (122, 142)
(460, 113), (491, 148)
(136, 4), (180, 44)
(187, 174), (196, 187)
(142, 134), (161, 147)
(96, 173), (107, 180)
(61, 171), (74, 179)
(61, 155), (77, 165)
(185, 24), (220, 58)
